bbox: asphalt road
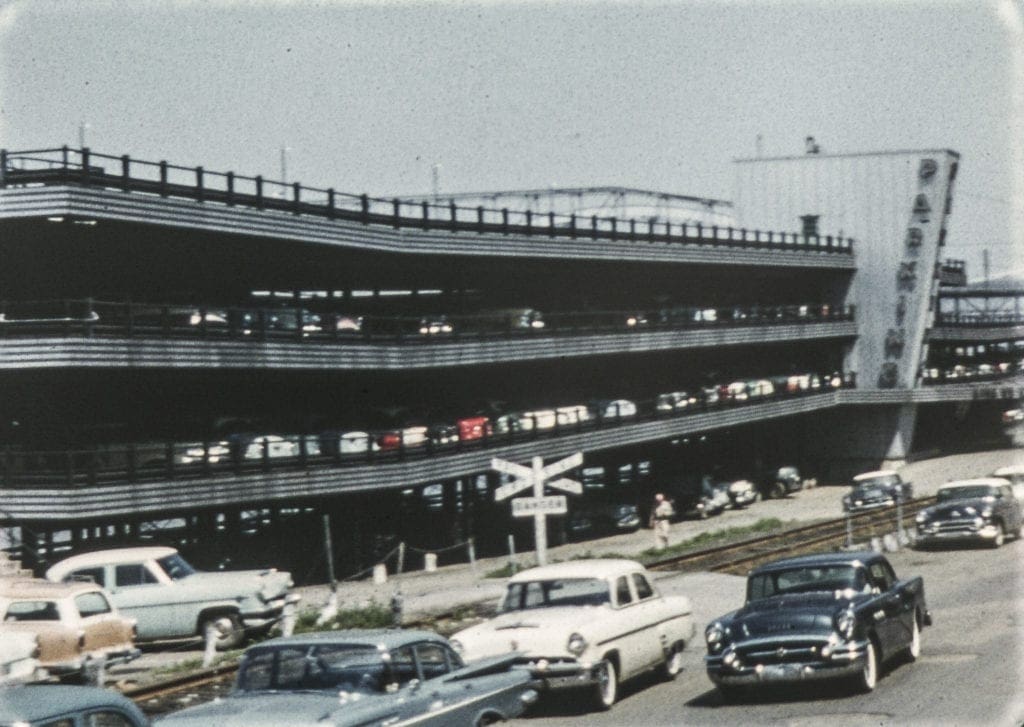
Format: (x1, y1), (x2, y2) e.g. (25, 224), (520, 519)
(513, 540), (1024, 727)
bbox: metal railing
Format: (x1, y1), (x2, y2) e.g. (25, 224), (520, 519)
(921, 362), (1024, 385)
(934, 312), (1024, 327)
(0, 299), (855, 343)
(0, 373), (855, 491)
(0, 147), (855, 254)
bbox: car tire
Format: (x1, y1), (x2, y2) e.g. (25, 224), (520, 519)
(201, 612), (245, 651)
(991, 523), (1006, 549)
(770, 482), (787, 499)
(661, 642), (685, 680)
(905, 615), (921, 662)
(591, 658), (618, 710)
(856, 640), (878, 692)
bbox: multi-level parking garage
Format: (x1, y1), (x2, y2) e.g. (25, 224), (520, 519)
(0, 146), (1019, 580)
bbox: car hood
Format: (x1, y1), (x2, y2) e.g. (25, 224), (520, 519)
(180, 569), (293, 599)
(453, 605), (608, 660)
(156, 692), (399, 727)
(728, 593), (863, 637)
(923, 498), (992, 519)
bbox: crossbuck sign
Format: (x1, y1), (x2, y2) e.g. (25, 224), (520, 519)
(492, 453), (583, 566)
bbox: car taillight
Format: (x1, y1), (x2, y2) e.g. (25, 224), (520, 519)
(78, 631), (86, 649)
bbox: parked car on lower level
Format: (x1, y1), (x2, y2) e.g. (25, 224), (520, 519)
(0, 631), (42, 685)
(45, 546), (299, 650)
(0, 579), (139, 680)
(1002, 408), (1023, 425)
(757, 465), (804, 499)
(450, 559), (695, 711)
(915, 478), (1024, 548)
(705, 551), (929, 698)
(0, 685), (150, 727)
(155, 630), (537, 727)
(725, 479), (759, 508)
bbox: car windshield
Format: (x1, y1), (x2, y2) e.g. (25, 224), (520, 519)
(937, 486), (995, 502)
(748, 564), (865, 600)
(852, 484), (888, 498)
(856, 474), (899, 487)
(236, 644), (390, 694)
(156, 553), (197, 580)
(500, 578), (611, 612)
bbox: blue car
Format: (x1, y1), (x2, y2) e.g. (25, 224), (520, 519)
(156, 629), (538, 727)
(0, 684), (150, 726)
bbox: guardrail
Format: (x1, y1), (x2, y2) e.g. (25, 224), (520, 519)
(0, 299), (855, 343)
(934, 312), (1024, 327)
(0, 147), (855, 255)
(0, 375), (855, 491)
(921, 363), (1023, 385)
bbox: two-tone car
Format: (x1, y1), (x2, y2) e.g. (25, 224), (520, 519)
(0, 578), (139, 680)
(450, 559), (695, 710)
(45, 546), (299, 650)
(914, 478), (1024, 548)
(842, 469), (912, 514)
(154, 630), (537, 727)
(705, 552), (929, 698)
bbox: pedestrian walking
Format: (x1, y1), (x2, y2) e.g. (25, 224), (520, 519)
(650, 493), (675, 549)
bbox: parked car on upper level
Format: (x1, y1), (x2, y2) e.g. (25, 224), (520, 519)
(0, 684), (150, 727)
(0, 630), (42, 685)
(450, 559), (695, 710)
(0, 579), (139, 680)
(915, 478), (1024, 548)
(555, 405), (592, 427)
(45, 546), (299, 650)
(456, 415), (492, 442)
(843, 470), (913, 513)
(155, 630), (537, 727)
(418, 316), (454, 335)
(592, 399), (637, 420)
(705, 552), (929, 698)
(655, 391), (697, 413)
(1002, 408), (1023, 425)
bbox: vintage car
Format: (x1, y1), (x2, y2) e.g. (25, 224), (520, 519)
(0, 579), (139, 679)
(915, 478), (1024, 548)
(450, 559), (695, 710)
(0, 630), (43, 684)
(155, 630), (537, 727)
(655, 391), (697, 413)
(592, 399), (637, 420)
(725, 478), (760, 508)
(843, 470), (913, 514)
(705, 552), (929, 697)
(756, 465), (804, 499)
(566, 500), (642, 540)
(45, 546), (299, 650)
(991, 465), (1024, 505)
(0, 684), (150, 726)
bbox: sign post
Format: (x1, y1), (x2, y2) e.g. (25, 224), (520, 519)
(492, 453), (583, 566)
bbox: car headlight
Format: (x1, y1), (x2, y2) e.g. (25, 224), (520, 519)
(834, 609), (856, 640)
(449, 639), (463, 655)
(706, 622), (724, 646)
(915, 511), (928, 523)
(566, 632), (587, 656)
(981, 508), (993, 519)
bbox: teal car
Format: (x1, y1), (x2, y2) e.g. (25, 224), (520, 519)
(156, 630), (538, 727)
(45, 546), (299, 650)
(0, 684), (149, 726)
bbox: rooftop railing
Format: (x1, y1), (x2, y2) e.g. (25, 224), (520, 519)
(934, 312), (1024, 327)
(0, 147), (855, 255)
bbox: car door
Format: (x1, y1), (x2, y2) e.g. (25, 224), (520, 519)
(610, 574), (653, 678)
(868, 561), (911, 658)
(629, 572), (671, 672)
(106, 561), (179, 639)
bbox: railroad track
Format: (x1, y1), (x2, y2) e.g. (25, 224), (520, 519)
(123, 502), (927, 714)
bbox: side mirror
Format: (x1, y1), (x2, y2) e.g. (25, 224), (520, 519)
(407, 678), (421, 693)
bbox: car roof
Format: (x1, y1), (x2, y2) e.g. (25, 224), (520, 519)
(992, 465), (1024, 476)
(940, 478), (1010, 489)
(749, 551), (879, 575)
(0, 685), (146, 721)
(508, 558), (644, 582)
(46, 546), (178, 577)
(853, 470), (899, 481)
(252, 629), (446, 651)
(0, 577), (103, 599)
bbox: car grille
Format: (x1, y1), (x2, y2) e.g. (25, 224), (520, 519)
(931, 519), (978, 534)
(736, 640), (825, 665)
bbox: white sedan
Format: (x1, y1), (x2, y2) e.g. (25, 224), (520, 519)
(450, 559), (695, 710)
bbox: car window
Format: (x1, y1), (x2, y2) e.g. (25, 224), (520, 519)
(416, 642), (451, 680)
(115, 563), (160, 587)
(75, 591), (112, 618)
(38, 720), (74, 727)
(615, 576), (633, 606)
(869, 562), (894, 591)
(87, 711), (139, 727)
(631, 573), (654, 600)
(70, 567), (106, 587)
(388, 646), (419, 688)
(5, 599), (60, 621)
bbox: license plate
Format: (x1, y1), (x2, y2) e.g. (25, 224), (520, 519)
(761, 664), (802, 680)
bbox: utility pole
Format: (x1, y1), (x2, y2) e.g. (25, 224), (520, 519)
(78, 122), (90, 149)
(983, 248), (990, 289)
(431, 163), (441, 201)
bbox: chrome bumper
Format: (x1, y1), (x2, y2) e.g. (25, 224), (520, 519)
(526, 659), (600, 690)
(241, 592), (302, 629)
(706, 639), (869, 686)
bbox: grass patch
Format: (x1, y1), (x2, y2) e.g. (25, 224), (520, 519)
(639, 517), (786, 562)
(293, 601), (394, 633)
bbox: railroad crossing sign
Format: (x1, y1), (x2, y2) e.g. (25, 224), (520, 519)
(492, 452), (583, 565)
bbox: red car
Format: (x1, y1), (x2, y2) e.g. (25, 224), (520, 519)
(457, 416), (492, 441)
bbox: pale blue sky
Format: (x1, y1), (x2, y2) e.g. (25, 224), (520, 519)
(1, 0), (1020, 276)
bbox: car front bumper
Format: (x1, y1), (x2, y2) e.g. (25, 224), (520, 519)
(523, 658), (602, 690)
(241, 592), (302, 630)
(916, 522), (1001, 544)
(706, 638), (869, 686)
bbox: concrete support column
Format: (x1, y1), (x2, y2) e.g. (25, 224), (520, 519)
(811, 404), (919, 482)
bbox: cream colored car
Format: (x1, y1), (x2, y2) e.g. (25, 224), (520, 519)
(0, 579), (138, 679)
(450, 559), (695, 710)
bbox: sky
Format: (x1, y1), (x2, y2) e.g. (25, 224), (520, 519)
(0, 0), (1021, 278)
